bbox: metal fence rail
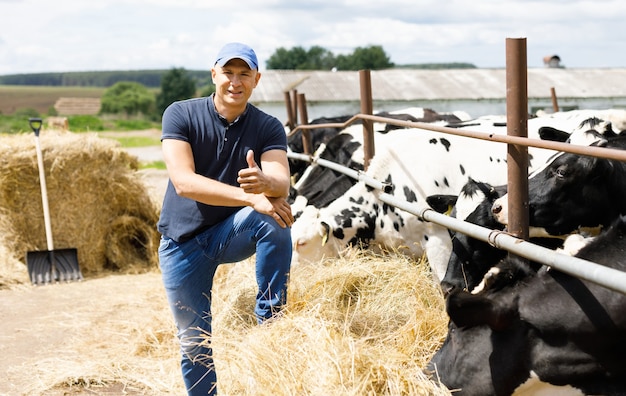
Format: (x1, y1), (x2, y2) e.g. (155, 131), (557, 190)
(380, 193), (626, 296)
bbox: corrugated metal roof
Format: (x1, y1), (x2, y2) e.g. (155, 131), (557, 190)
(250, 68), (626, 103)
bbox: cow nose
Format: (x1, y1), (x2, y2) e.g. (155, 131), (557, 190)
(440, 281), (457, 298)
(492, 202), (502, 215)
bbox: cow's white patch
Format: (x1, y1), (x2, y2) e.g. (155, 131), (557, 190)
(512, 371), (584, 396)
(557, 233), (595, 256)
(471, 266), (501, 294)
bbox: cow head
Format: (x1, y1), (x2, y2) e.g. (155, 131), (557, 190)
(426, 284), (532, 395)
(492, 136), (626, 237)
(290, 205), (345, 264)
(434, 179), (508, 296)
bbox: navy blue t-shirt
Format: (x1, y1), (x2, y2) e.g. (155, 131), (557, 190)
(157, 95), (287, 242)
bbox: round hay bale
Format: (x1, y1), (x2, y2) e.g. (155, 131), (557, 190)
(0, 130), (160, 284)
(104, 214), (159, 272)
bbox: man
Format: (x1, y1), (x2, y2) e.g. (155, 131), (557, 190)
(157, 42), (294, 395)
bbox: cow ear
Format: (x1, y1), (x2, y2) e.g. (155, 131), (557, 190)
(539, 126), (570, 142)
(447, 290), (517, 331)
(320, 221), (330, 246)
(427, 194), (458, 214)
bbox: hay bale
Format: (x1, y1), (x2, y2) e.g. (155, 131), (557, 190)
(0, 130), (160, 285)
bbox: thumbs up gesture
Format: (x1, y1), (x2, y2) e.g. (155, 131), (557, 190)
(246, 149), (258, 169)
(238, 149), (266, 194)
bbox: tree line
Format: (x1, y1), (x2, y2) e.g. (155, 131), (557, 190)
(2, 45), (476, 119)
(0, 45), (475, 87)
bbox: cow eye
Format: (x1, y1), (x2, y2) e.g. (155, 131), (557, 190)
(555, 166), (567, 179)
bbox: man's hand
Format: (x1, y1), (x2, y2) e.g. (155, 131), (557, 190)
(250, 195), (294, 228)
(238, 150), (270, 194)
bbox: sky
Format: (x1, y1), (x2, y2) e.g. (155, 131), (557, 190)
(1, 0), (625, 75)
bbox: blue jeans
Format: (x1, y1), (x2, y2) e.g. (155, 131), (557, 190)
(158, 206), (292, 396)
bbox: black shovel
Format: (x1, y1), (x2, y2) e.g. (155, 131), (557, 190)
(26, 118), (82, 285)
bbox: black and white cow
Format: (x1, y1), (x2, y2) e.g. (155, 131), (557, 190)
(288, 108), (470, 215)
(287, 114), (354, 184)
(430, 179), (510, 293)
(432, 118), (624, 294)
(287, 108), (465, 183)
(426, 214), (626, 396)
(289, 113), (621, 274)
(290, 109), (626, 215)
(492, 135), (626, 238)
(289, 131), (365, 211)
(290, 126), (521, 279)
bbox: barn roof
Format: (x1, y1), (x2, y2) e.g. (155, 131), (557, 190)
(250, 68), (626, 103)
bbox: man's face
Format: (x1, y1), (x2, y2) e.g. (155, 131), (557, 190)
(212, 58), (260, 107)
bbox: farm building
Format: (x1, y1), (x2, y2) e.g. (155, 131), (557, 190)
(250, 68), (626, 123)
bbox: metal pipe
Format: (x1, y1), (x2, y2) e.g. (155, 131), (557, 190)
(359, 70), (375, 170)
(291, 89), (299, 125)
(355, 114), (626, 162)
(505, 38), (529, 240)
(551, 87), (560, 112)
(283, 91), (295, 131)
(379, 193), (626, 295)
(297, 93), (312, 155)
(287, 151), (391, 192)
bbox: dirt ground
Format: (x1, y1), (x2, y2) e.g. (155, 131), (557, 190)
(0, 137), (175, 396)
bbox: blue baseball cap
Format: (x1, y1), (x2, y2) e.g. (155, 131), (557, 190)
(214, 42), (259, 70)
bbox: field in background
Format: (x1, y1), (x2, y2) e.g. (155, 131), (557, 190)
(0, 85), (105, 115)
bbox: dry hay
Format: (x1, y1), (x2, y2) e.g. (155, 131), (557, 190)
(11, 250), (451, 395)
(0, 129), (160, 285)
(209, 250), (451, 395)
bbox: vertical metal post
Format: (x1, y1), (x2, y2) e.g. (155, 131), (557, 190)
(297, 93), (312, 155)
(550, 87), (560, 113)
(284, 91), (295, 130)
(291, 89), (299, 125)
(505, 38), (529, 241)
(359, 70), (375, 170)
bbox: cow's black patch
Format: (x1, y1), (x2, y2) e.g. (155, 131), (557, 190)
(440, 138), (452, 152)
(443, 177), (450, 188)
(403, 186), (418, 203)
(349, 212), (377, 247)
(332, 227), (345, 240)
(459, 163), (466, 176)
(350, 196), (365, 205)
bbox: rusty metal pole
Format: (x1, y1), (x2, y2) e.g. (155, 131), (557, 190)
(291, 89), (299, 125)
(550, 86), (560, 113)
(297, 93), (312, 155)
(359, 70), (375, 170)
(284, 91), (295, 131)
(505, 38), (529, 241)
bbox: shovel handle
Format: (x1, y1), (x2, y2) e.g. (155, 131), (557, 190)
(29, 117), (43, 137)
(30, 118), (54, 251)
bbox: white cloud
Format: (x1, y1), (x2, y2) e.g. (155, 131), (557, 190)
(0, 0), (625, 74)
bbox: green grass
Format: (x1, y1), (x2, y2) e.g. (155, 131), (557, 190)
(114, 135), (161, 147)
(140, 160), (166, 170)
(0, 114), (161, 134)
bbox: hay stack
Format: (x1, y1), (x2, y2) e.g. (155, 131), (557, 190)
(0, 130), (160, 285)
